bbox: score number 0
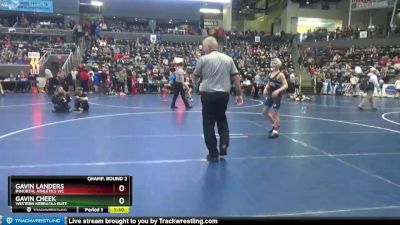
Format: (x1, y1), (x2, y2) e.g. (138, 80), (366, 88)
(118, 184), (126, 205)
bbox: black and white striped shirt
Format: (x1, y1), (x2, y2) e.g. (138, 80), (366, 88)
(175, 68), (185, 83)
(194, 51), (239, 92)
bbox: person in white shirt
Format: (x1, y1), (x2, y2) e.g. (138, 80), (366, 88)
(350, 75), (359, 96)
(0, 79), (3, 96)
(355, 66), (363, 76)
(395, 79), (400, 99)
(358, 67), (380, 110)
(289, 70), (295, 94)
(379, 78), (384, 97)
(102, 23), (108, 31)
(45, 68), (56, 95)
(163, 58), (168, 66)
(253, 72), (261, 99)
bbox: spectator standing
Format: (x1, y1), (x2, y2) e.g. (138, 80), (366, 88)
(289, 69), (295, 94)
(79, 68), (90, 93)
(350, 75), (359, 96)
(358, 67), (380, 110)
(395, 78), (400, 99)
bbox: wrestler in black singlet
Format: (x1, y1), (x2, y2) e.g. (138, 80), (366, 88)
(264, 71), (283, 111)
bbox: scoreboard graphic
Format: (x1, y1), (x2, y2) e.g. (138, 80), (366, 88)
(8, 176), (132, 213)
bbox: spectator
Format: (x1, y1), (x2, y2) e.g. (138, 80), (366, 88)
(17, 70), (28, 92)
(392, 55), (399, 65)
(65, 72), (74, 92)
(395, 78), (400, 99)
(358, 67), (380, 110)
(73, 87), (89, 112)
(51, 86), (71, 113)
(288, 69), (295, 94)
(350, 75), (359, 96)
(79, 68), (90, 93)
(216, 27), (225, 44)
(44, 69), (55, 95)
(0, 79), (4, 96)
(379, 77), (384, 97)
(117, 68), (127, 93)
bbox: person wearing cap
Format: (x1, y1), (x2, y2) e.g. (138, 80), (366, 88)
(192, 36), (243, 162)
(170, 59), (191, 109)
(358, 67), (380, 110)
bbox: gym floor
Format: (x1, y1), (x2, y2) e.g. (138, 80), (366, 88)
(1, 93), (400, 217)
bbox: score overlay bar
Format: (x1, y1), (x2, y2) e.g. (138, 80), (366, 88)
(8, 176), (132, 213)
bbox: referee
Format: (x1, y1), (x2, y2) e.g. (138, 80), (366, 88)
(192, 36), (243, 162)
(171, 62), (191, 109)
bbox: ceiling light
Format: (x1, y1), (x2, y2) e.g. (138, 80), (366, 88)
(200, 8), (221, 14)
(91, 1), (103, 7)
(194, 0), (231, 3)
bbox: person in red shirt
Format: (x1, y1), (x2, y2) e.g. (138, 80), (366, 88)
(392, 55), (399, 65)
(4, 39), (12, 47)
(56, 37), (64, 46)
(216, 27), (225, 44)
(114, 52), (122, 60)
(79, 69), (90, 92)
(131, 72), (139, 94)
(309, 65), (317, 75)
(379, 56), (388, 66)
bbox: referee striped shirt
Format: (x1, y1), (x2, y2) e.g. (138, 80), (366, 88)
(193, 51), (239, 92)
(175, 68), (185, 83)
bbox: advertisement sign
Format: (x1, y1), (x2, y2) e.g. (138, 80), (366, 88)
(150, 34), (157, 44)
(204, 19), (218, 28)
(351, 0), (395, 11)
(366, 84), (397, 97)
(359, 31), (368, 38)
(29, 52), (40, 75)
(0, 0), (54, 13)
(383, 84), (397, 97)
(28, 52), (40, 59)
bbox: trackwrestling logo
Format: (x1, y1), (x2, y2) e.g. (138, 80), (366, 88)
(1, 216), (64, 225)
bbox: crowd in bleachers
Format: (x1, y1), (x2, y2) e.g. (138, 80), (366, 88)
(0, 35), (74, 65)
(0, 14), (65, 29)
(301, 25), (400, 42)
(0, 34), (79, 94)
(57, 35), (294, 97)
(300, 44), (400, 94)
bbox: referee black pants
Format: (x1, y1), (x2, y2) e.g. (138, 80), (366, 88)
(201, 92), (230, 157)
(171, 83), (190, 108)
